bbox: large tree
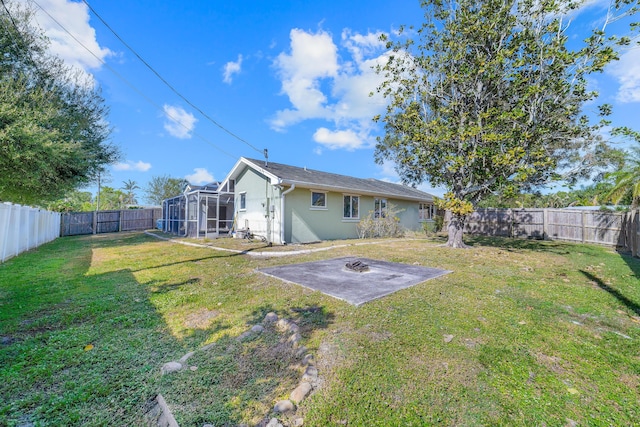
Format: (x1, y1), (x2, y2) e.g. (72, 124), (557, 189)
(0, 0), (119, 206)
(144, 175), (188, 205)
(375, 0), (638, 247)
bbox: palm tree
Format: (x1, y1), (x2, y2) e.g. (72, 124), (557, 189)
(604, 145), (640, 209)
(121, 179), (140, 206)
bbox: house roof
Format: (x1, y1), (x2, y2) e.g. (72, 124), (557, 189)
(223, 157), (434, 202)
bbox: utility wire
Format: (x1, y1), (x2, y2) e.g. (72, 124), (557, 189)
(29, 0), (237, 160)
(81, 0), (263, 155)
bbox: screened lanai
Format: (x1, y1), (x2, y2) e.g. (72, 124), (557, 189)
(161, 181), (235, 238)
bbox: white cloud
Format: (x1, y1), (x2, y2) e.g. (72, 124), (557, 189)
(113, 160), (152, 172)
(163, 105), (197, 139)
(31, 0), (112, 72)
(271, 27), (391, 150)
(185, 168), (214, 185)
(609, 49), (640, 103)
(271, 28), (340, 128)
(223, 54), (243, 84)
(313, 128), (364, 150)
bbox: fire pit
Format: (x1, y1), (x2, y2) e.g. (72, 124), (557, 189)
(345, 260), (369, 272)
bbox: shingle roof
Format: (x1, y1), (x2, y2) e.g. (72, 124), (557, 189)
(242, 157), (434, 202)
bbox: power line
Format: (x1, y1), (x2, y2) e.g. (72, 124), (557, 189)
(81, 0), (264, 155)
(29, 0), (237, 160)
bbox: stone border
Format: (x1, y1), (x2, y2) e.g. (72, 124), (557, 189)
(159, 312), (317, 427)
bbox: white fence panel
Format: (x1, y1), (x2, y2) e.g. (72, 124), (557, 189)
(0, 202), (61, 263)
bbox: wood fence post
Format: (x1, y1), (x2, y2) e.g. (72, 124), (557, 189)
(581, 211), (586, 244)
(508, 208), (513, 238)
(542, 209), (548, 240)
(118, 210), (123, 233)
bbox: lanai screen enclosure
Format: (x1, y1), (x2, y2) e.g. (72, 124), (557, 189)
(161, 182), (235, 238)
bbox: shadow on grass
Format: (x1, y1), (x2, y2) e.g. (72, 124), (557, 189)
(465, 235), (579, 255)
(0, 265), (186, 425)
(581, 269), (640, 316)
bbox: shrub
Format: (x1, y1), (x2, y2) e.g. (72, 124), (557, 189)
(357, 203), (405, 238)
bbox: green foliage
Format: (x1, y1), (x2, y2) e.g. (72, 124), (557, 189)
(474, 180), (634, 209)
(121, 179), (140, 206)
(46, 190), (93, 212)
(144, 175), (189, 205)
(375, 0), (638, 245)
(0, 1), (119, 206)
(603, 143), (640, 209)
(96, 186), (128, 210)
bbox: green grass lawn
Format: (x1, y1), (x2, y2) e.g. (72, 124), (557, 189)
(1, 232), (638, 426)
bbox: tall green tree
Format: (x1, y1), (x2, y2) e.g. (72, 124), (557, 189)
(0, 0), (119, 206)
(375, 0), (638, 247)
(144, 175), (188, 205)
(604, 143), (640, 209)
(96, 186), (126, 210)
(121, 179), (139, 206)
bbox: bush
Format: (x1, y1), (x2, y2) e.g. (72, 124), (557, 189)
(422, 214), (444, 236)
(357, 203), (405, 238)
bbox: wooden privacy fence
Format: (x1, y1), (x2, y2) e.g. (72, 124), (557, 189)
(456, 208), (640, 257)
(0, 202), (61, 263)
(61, 208), (162, 236)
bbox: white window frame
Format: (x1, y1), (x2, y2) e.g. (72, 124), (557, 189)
(343, 194), (360, 220)
(310, 190), (328, 210)
(374, 198), (387, 219)
(239, 192), (247, 211)
(419, 203), (435, 221)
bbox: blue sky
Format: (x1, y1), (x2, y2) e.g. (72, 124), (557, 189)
(24, 0), (640, 202)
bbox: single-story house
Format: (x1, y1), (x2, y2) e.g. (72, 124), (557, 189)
(220, 157), (437, 244)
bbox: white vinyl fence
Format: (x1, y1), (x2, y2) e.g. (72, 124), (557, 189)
(0, 202), (61, 263)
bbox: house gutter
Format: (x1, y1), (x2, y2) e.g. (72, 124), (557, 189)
(280, 183), (295, 244)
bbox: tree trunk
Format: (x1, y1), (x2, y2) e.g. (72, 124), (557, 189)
(446, 213), (469, 248)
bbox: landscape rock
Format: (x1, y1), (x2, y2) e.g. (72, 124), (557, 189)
(161, 361), (183, 374)
(266, 418), (283, 427)
(273, 400), (295, 413)
(290, 381), (312, 404)
(288, 333), (302, 347)
(276, 318), (291, 332)
(301, 366), (318, 382)
(179, 351), (195, 363)
(295, 346), (307, 358)
(293, 417), (304, 426)
(251, 324), (265, 333)
(302, 354), (315, 366)
(443, 334), (454, 343)
(264, 312), (278, 323)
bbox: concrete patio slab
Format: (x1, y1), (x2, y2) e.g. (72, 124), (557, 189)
(257, 257), (452, 306)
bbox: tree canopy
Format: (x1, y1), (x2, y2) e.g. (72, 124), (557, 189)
(144, 175), (189, 206)
(375, 0), (638, 247)
(0, 1), (119, 206)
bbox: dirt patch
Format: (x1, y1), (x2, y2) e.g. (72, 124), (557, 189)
(183, 309), (219, 329)
(534, 353), (567, 375)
